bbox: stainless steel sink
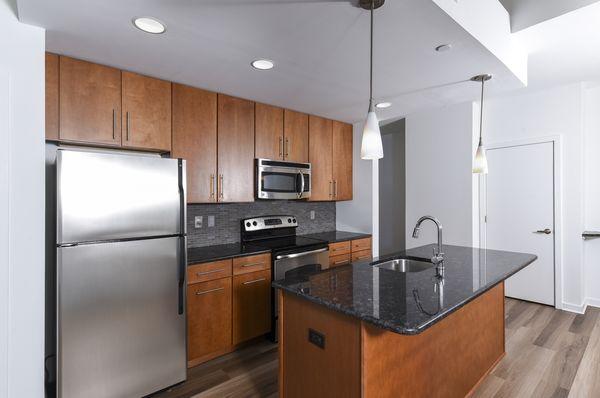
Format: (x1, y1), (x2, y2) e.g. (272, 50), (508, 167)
(374, 258), (433, 273)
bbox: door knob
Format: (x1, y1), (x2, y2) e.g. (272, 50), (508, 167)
(533, 228), (552, 235)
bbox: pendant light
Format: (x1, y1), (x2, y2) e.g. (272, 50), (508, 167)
(360, 0), (384, 160)
(471, 74), (492, 174)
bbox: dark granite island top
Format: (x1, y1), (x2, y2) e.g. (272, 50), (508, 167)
(300, 230), (371, 243)
(273, 243), (537, 335)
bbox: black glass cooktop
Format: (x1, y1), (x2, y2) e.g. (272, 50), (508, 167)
(247, 236), (327, 254)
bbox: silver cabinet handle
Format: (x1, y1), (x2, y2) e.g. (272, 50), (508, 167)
(333, 180), (338, 198)
(209, 174), (215, 200)
(329, 181), (333, 197)
(195, 287), (224, 295)
(533, 228), (552, 235)
(241, 262), (264, 268)
(196, 268), (225, 276)
(219, 174), (224, 200)
(279, 136), (283, 158)
(126, 111), (130, 141)
(276, 247), (328, 260)
(333, 259), (349, 265)
(243, 278), (266, 285)
(285, 137), (289, 158)
(112, 109), (116, 140)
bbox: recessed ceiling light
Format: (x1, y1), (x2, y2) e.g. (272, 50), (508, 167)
(132, 17), (166, 34)
(251, 59), (274, 70)
(435, 44), (452, 52)
(375, 102), (392, 109)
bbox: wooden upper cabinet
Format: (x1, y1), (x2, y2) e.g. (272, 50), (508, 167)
(121, 71), (171, 152)
(217, 94), (255, 203)
(172, 84), (217, 203)
(284, 110), (309, 163)
(332, 121), (353, 200)
(309, 115), (333, 201)
(45, 53), (59, 140)
(255, 103), (284, 160)
(59, 56), (121, 146)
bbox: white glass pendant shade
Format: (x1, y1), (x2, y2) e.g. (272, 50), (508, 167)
(472, 142), (488, 174)
(361, 111), (383, 159)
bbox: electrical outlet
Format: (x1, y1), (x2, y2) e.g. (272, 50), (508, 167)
(208, 215), (215, 227)
(194, 216), (203, 229)
(310, 210), (315, 220)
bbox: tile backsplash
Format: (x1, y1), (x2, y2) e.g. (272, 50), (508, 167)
(187, 201), (336, 247)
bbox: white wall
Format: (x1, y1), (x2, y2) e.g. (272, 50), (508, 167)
(336, 122), (379, 255)
(484, 83), (585, 310)
(405, 102), (477, 249)
(583, 83), (600, 307)
(0, 1), (46, 396)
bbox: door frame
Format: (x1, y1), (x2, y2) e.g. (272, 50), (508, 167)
(479, 135), (562, 309)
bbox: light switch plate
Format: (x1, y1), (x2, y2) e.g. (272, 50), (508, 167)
(310, 210), (315, 220)
(208, 215), (215, 227)
(194, 216), (203, 229)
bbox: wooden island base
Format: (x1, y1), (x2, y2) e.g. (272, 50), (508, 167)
(278, 283), (505, 398)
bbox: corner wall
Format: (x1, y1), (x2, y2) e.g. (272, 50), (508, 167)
(0, 1), (46, 396)
(405, 102), (477, 248)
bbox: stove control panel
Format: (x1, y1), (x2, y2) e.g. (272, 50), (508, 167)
(242, 215), (297, 232)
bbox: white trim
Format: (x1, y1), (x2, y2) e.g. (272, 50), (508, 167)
(481, 135), (563, 310)
(586, 297), (600, 309)
(562, 301), (587, 314)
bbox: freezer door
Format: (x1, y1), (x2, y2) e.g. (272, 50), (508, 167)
(57, 237), (186, 398)
(57, 149), (184, 244)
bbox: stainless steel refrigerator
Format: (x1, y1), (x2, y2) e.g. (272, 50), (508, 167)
(55, 148), (187, 398)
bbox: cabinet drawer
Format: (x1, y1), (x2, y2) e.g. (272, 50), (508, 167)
(329, 253), (351, 268)
(188, 259), (232, 284)
(233, 269), (272, 345)
(352, 237), (371, 252)
(329, 241), (351, 256)
(187, 278), (232, 363)
(351, 249), (372, 263)
(233, 253), (271, 275)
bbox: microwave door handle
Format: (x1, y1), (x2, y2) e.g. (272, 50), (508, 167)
(298, 172), (305, 198)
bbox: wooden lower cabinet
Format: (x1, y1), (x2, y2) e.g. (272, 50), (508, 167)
(187, 254), (272, 367)
(187, 277), (232, 366)
(232, 269), (272, 345)
(328, 237), (372, 266)
(330, 253), (351, 268)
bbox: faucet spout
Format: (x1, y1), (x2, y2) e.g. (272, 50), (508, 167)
(412, 216), (444, 277)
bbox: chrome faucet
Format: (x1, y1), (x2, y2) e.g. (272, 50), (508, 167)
(412, 216), (445, 277)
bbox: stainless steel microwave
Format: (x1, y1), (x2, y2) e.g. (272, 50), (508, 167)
(256, 159), (311, 200)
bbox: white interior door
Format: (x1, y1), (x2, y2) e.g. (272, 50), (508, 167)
(485, 142), (555, 305)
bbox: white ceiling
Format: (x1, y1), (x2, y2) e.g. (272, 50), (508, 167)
(17, 0), (526, 123)
(498, 0), (600, 32)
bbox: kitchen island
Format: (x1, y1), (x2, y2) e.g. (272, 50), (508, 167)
(273, 244), (537, 398)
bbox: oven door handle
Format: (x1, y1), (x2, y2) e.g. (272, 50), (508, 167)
(276, 247), (328, 260)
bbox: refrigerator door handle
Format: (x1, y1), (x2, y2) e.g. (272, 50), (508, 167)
(178, 236), (186, 315)
(178, 159), (187, 315)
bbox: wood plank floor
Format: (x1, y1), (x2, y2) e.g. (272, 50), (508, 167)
(154, 299), (600, 398)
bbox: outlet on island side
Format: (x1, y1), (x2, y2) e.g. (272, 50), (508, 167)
(194, 216), (203, 229)
(310, 210), (315, 220)
(208, 215), (215, 227)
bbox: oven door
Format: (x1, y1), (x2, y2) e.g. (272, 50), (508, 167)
(257, 160), (311, 200)
(271, 247), (328, 341)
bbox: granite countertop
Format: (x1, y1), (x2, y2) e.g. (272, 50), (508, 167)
(272, 244), (537, 335)
(187, 243), (270, 265)
(301, 230), (371, 243)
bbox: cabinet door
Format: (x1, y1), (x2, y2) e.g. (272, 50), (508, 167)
(332, 121), (353, 200)
(217, 94), (255, 202)
(45, 53), (59, 140)
(187, 278), (232, 364)
(284, 110), (309, 162)
(255, 103), (283, 160)
(232, 269), (271, 345)
(59, 56), (121, 145)
(122, 71), (172, 152)
(309, 115), (333, 201)
(172, 84), (217, 203)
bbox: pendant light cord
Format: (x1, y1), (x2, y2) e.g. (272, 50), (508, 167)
(369, 0), (374, 111)
(479, 78), (484, 146)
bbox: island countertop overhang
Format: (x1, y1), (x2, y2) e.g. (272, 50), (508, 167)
(272, 243), (537, 335)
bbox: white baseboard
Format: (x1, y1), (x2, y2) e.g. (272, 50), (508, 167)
(585, 297), (600, 309)
(561, 301), (587, 314)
